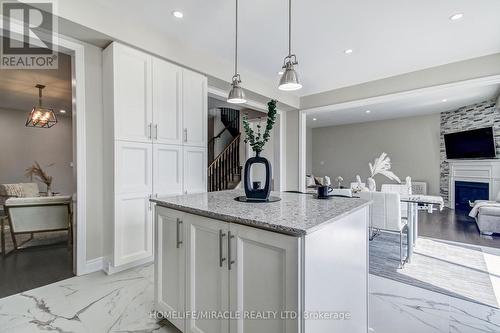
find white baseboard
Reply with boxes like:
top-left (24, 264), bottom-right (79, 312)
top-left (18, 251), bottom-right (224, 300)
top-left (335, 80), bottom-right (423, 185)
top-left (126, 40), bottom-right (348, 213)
top-left (103, 256), bottom-right (154, 275)
top-left (79, 256), bottom-right (104, 275)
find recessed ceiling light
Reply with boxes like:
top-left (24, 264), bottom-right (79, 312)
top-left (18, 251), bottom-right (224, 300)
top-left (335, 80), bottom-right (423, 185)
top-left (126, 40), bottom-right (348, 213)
top-left (449, 13), bottom-right (463, 21)
top-left (365, 110), bottom-right (371, 114)
top-left (442, 99), bottom-right (448, 102)
top-left (344, 49), bottom-right (353, 54)
top-left (312, 118), bottom-right (317, 121)
top-left (172, 10), bottom-right (184, 18)
top-left (59, 109), bottom-right (67, 114)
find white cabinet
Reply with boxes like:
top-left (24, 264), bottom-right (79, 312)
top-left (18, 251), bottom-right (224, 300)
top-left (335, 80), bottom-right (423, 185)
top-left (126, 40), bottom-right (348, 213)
top-left (112, 43), bottom-right (152, 143)
top-left (115, 141), bottom-right (153, 195)
top-left (183, 146), bottom-right (207, 194)
top-left (182, 70), bottom-right (207, 147)
top-left (104, 42), bottom-right (208, 273)
top-left (114, 194), bottom-right (153, 266)
top-left (154, 144), bottom-right (183, 196)
top-left (153, 58), bottom-right (182, 145)
top-left (185, 214), bottom-right (229, 333)
top-left (155, 207), bottom-right (185, 332)
top-left (155, 209), bottom-right (299, 333)
top-left (229, 224), bottom-right (299, 333)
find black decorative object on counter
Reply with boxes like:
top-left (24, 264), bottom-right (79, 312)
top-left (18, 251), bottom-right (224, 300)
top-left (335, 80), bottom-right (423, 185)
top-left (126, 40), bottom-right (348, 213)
top-left (244, 151), bottom-right (272, 201)
top-left (238, 100), bottom-right (278, 203)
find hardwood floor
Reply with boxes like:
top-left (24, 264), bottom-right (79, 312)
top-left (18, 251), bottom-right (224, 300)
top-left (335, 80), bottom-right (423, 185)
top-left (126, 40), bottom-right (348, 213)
top-left (419, 207), bottom-right (500, 248)
top-left (0, 243), bottom-right (74, 298)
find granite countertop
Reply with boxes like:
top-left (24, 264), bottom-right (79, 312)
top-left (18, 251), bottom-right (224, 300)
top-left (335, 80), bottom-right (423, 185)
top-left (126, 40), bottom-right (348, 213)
top-left (151, 190), bottom-right (371, 236)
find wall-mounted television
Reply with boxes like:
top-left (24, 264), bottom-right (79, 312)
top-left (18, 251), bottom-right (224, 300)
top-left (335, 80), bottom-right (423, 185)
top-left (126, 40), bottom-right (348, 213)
top-left (444, 127), bottom-right (496, 159)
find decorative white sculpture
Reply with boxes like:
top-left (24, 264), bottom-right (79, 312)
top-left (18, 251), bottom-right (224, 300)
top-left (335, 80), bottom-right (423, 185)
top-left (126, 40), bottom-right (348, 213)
top-left (324, 176), bottom-right (331, 186)
top-left (335, 176), bottom-right (343, 188)
top-left (367, 152), bottom-right (401, 191)
top-left (367, 177), bottom-right (376, 191)
top-left (405, 176), bottom-right (412, 195)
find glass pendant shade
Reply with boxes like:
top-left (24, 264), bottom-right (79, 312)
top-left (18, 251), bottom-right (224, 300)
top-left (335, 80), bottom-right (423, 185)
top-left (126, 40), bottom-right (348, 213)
top-left (227, 74), bottom-right (246, 104)
top-left (25, 84), bottom-right (57, 128)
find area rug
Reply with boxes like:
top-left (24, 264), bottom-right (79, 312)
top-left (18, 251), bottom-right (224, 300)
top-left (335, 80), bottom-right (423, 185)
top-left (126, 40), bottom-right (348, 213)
top-left (369, 231), bottom-right (499, 308)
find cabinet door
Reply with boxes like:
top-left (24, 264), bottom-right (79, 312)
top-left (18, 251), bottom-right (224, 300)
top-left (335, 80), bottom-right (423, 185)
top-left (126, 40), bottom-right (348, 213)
top-left (183, 146), bottom-right (207, 194)
top-left (182, 70), bottom-right (207, 147)
top-left (114, 194), bottom-right (153, 266)
top-left (153, 58), bottom-right (182, 145)
top-left (153, 144), bottom-right (183, 197)
top-left (229, 224), bottom-right (299, 333)
top-left (114, 43), bottom-right (152, 143)
top-left (115, 141), bottom-right (153, 195)
top-left (185, 215), bottom-right (229, 333)
top-left (155, 207), bottom-right (185, 332)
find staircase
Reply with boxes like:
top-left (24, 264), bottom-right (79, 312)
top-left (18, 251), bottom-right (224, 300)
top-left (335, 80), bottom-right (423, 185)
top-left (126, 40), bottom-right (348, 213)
top-left (208, 108), bottom-right (242, 192)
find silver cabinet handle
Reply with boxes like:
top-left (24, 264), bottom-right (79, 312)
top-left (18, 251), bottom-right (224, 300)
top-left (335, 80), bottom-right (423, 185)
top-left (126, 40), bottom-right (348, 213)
top-left (184, 128), bottom-right (188, 142)
top-left (219, 230), bottom-right (226, 267)
top-left (147, 123), bottom-right (152, 139)
top-left (154, 124), bottom-right (158, 140)
top-left (176, 218), bottom-right (183, 248)
top-left (148, 194), bottom-right (152, 210)
top-left (228, 231), bottom-right (235, 270)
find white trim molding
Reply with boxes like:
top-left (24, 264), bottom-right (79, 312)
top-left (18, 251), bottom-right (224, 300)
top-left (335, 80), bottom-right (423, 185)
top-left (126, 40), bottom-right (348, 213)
top-left (81, 257), bottom-right (104, 275)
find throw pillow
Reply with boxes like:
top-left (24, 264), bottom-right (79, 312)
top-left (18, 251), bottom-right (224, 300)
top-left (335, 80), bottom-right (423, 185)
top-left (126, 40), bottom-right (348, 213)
top-left (20, 183), bottom-right (40, 197)
top-left (2, 184), bottom-right (24, 198)
top-left (314, 176), bottom-right (324, 186)
top-left (306, 174), bottom-right (316, 187)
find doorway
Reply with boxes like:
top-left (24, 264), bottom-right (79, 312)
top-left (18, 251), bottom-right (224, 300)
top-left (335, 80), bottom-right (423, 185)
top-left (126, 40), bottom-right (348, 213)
top-left (0, 51), bottom-right (76, 297)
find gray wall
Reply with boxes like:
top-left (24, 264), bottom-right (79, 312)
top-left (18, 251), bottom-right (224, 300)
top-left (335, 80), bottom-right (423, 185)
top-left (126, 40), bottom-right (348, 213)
top-left (311, 114), bottom-right (441, 194)
top-left (440, 99), bottom-right (498, 205)
top-left (83, 42), bottom-right (104, 262)
top-left (0, 108), bottom-right (74, 195)
top-left (285, 110), bottom-right (299, 191)
top-left (306, 127), bottom-right (312, 174)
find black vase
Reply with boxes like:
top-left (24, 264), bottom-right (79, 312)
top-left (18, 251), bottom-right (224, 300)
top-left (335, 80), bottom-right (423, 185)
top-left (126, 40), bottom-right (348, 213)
top-left (244, 151), bottom-right (271, 201)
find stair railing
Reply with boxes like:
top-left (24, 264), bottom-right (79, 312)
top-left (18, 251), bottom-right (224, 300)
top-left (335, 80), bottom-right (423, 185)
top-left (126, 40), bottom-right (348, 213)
top-left (208, 133), bottom-right (241, 192)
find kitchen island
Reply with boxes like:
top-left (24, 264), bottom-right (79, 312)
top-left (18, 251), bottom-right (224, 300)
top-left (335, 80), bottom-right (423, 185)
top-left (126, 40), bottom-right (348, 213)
top-left (151, 190), bottom-right (370, 333)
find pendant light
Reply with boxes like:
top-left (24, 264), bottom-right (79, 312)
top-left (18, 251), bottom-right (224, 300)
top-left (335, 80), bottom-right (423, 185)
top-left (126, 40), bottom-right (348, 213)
top-left (279, 0), bottom-right (302, 91)
top-left (25, 84), bottom-right (57, 128)
top-left (227, 0), bottom-right (246, 104)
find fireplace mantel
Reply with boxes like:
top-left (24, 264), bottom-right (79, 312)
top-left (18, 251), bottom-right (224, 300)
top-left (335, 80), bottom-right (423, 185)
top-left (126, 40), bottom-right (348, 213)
top-left (447, 159), bottom-right (500, 209)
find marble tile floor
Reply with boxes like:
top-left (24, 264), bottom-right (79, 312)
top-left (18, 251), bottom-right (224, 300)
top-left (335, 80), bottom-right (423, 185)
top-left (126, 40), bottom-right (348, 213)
top-left (0, 263), bottom-right (181, 333)
top-left (370, 274), bottom-right (500, 333)
top-left (2, 249), bottom-right (500, 333)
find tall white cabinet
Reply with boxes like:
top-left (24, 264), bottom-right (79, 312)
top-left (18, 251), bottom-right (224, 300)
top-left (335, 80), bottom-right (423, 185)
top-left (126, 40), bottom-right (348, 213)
top-left (104, 42), bottom-right (207, 273)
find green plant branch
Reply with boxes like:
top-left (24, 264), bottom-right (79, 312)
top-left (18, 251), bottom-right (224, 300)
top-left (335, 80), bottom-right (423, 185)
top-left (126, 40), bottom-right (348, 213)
top-left (243, 100), bottom-right (277, 153)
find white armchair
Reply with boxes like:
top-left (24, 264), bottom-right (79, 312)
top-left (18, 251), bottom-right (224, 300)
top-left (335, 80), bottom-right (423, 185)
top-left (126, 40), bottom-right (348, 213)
top-left (359, 191), bottom-right (408, 265)
top-left (1, 183), bottom-right (72, 255)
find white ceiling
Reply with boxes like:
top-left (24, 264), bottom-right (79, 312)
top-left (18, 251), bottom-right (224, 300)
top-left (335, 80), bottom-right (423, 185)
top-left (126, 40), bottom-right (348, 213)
top-left (96, 0), bottom-right (500, 96)
top-left (307, 83), bottom-right (500, 128)
top-left (0, 52), bottom-right (72, 115)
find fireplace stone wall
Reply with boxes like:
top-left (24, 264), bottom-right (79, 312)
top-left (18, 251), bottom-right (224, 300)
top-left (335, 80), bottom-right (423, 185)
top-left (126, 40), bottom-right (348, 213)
top-left (440, 99), bottom-right (499, 206)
